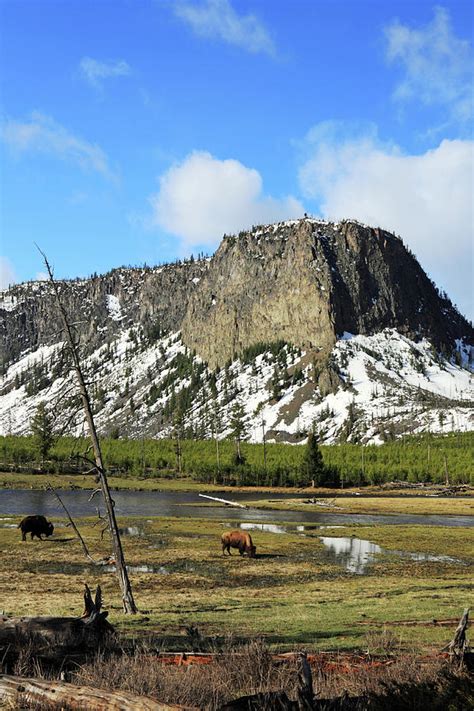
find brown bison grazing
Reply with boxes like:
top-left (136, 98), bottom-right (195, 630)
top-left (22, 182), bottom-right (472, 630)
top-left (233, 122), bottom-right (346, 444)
top-left (221, 530), bottom-right (256, 558)
top-left (18, 515), bottom-right (54, 541)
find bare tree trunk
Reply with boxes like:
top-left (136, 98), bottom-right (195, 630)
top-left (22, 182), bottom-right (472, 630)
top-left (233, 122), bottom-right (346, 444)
top-left (40, 250), bottom-right (137, 613)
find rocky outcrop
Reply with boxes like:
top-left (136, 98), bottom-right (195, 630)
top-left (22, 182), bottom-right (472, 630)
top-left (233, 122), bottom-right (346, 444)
top-left (181, 220), bottom-right (336, 368)
top-left (181, 219), bottom-right (472, 367)
top-left (1, 219), bottom-right (472, 372)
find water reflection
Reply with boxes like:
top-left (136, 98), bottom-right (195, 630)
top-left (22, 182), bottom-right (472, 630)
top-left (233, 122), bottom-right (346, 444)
top-left (319, 536), bottom-right (382, 574)
top-left (239, 523), bottom-right (287, 534)
top-left (103, 564), bottom-right (169, 574)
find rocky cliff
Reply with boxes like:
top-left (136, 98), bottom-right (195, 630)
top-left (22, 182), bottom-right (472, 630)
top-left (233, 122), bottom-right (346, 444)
top-left (1, 218), bottom-right (472, 443)
top-left (2, 218), bottom-right (471, 372)
top-left (182, 219), bottom-right (471, 367)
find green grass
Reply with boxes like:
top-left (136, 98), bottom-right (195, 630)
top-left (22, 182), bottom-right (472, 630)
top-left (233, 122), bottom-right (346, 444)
top-left (1, 513), bottom-right (472, 653)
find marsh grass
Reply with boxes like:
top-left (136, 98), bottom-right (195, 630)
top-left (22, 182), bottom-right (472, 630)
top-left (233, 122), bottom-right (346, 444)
top-left (0, 515), bottom-right (472, 652)
top-left (247, 495), bottom-right (474, 516)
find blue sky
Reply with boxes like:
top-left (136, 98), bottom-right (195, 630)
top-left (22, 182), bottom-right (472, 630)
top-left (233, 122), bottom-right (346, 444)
top-left (1, 0), bottom-right (473, 319)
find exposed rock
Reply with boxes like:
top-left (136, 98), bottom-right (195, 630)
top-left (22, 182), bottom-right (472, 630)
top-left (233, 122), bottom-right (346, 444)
top-left (0, 218), bottom-right (473, 443)
top-left (181, 219), bottom-right (472, 367)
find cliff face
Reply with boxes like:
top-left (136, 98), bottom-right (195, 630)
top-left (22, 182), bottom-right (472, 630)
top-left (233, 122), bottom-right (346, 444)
top-left (1, 218), bottom-right (473, 444)
top-left (181, 219), bottom-right (472, 367)
top-left (181, 220), bottom-right (335, 368)
top-left (1, 218), bottom-right (472, 372)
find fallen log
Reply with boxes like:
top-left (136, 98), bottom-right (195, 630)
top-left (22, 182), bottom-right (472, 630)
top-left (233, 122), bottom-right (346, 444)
top-left (0, 585), bottom-right (113, 666)
top-left (0, 674), bottom-right (197, 711)
top-left (199, 494), bottom-right (247, 508)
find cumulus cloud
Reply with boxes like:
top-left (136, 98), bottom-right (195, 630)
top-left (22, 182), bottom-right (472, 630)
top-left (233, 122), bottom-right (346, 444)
top-left (150, 151), bottom-right (303, 247)
top-left (174, 0), bottom-right (275, 56)
top-left (79, 57), bottom-right (132, 89)
top-left (298, 123), bottom-right (473, 320)
top-left (385, 6), bottom-right (473, 126)
top-left (0, 257), bottom-right (17, 290)
top-left (1, 112), bottom-right (116, 181)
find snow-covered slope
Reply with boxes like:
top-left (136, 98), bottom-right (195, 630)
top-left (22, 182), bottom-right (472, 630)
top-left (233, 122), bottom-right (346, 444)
top-left (1, 327), bottom-right (472, 444)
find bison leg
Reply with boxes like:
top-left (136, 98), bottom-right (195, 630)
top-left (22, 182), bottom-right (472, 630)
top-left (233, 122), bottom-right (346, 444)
top-left (21, 530), bottom-right (26, 541)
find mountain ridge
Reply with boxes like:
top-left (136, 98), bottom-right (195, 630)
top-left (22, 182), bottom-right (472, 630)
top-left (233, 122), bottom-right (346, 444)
top-left (1, 218), bottom-right (473, 444)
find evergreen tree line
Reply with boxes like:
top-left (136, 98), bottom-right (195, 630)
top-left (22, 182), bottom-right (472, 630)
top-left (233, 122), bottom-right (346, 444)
top-left (1, 430), bottom-right (472, 486)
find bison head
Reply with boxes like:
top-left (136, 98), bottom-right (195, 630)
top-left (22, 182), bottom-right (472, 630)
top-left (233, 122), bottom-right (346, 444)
top-left (247, 545), bottom-right (256, 558)
top-left (46, 522), bottom-right (54, 537)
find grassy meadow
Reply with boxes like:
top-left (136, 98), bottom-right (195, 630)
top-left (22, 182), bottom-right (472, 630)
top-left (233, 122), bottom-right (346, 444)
top-left (0, 511), bottom-right (472, 653)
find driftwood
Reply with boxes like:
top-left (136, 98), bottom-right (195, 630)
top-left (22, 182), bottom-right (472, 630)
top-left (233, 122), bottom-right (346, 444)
top-left (0, 675), bottom-right (197, 710)
top-left (198, 494), bottom-right (247, 508)
top-left (0, 585), bottom-right (112, 666)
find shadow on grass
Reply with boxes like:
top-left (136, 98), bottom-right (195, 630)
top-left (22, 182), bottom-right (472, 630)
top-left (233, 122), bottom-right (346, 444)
top-left (263, 628), bottom-right (366, 646)
top-left (255, 553), bottom-right (286, 559)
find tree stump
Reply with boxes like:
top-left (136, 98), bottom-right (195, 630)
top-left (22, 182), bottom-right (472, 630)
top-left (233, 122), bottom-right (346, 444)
top-left (0, 584), bottom-right (113, 667)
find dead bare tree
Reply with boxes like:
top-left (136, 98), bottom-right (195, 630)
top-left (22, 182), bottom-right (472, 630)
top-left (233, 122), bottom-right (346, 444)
top-left (38, 247), bottom-right (137, 613)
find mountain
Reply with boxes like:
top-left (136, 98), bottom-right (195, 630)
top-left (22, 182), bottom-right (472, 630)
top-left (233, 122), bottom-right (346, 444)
top-left (1, 218), bottom-right (473, 444)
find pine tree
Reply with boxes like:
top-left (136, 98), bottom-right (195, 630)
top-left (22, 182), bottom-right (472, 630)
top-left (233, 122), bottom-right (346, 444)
top-left (229, 401), bottom-right (247, 465)
top-left (31, 401), bottom-right (55, 465)
top-left (300, 425), bottom-right (325, 486)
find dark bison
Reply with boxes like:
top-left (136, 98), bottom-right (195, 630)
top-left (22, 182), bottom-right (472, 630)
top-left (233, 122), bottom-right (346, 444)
top-left (18, 515), bottom-right (54, 541)
top-left (221, 530), bottom-right (256, 558)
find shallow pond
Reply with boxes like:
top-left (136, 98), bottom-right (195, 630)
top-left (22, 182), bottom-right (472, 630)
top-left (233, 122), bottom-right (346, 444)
top-left (235, 524), bottom-right (466, 574)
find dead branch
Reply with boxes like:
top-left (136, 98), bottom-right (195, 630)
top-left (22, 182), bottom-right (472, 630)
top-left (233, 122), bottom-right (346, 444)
top-left (46, 483), bottom-right (97, 564)
top-left (0, 585), bottom-right (112, 665)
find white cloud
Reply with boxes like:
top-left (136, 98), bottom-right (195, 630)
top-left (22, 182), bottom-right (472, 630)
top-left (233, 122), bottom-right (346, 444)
top-left (298, 124), bottom-right (474, 320)
top-left (79, 57), bottom-right (132, 89)
top-left (0, 257), bottom-right (17, 290)
top-left (174, 0), bottom-right (275, 56)
top-left (150, 151), bottom-right (303, 247)
top-left (1, 112), bottom-right (116, 181)
top-left (385, 6), bottom-right (473, 125)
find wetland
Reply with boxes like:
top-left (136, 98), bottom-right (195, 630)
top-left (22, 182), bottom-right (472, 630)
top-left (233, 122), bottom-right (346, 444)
top-left (0, 482), bottom-right (472, 653)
